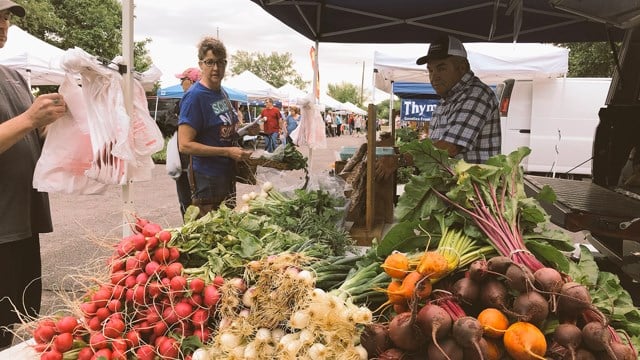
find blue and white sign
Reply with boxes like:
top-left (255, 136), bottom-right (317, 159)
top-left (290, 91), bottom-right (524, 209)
top-left (400, 98), bottom-right (439, 122)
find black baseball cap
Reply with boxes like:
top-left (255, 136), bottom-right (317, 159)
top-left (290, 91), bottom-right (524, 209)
top-left (416, 35), bottom-right (467, 65)
top-left (0, 0), bottom-right (25, 17)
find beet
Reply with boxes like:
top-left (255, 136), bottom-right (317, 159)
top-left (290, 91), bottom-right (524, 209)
top-left (553, 323), bottom-right (582, 358)
top-left (505, 263), bottom-right (536, 293)
top-left (534, 266), bottom-right (564, 293)
top-left (388, 312), bottom-right (426, 352)
top-left (427, 338), bottom-right (463, 360)
top-left (360, 323), bottom-right (392, 358)
top-left (557, 282), bottom-right (591, 317)
top-left (378, 347), bottom-right (406, 360)
top-left (416, 304), bottom-right (452, 356)
top-left (486, 256), bottom-right (512, 274)
top-left (468, 259), bottom-right (489, 282)
top-left (563, 348), bottom-right (597, 360)
top-left (511, 291), bottom-right (549, 326)
top-left (479, 278), bottom-right (509, 310)
top-left (452, 316), bottom-right (484, 358)
top-left (601, 341), bottom-right (638, 360)
top-left (581, 321), bottom-right (617, 359)
top-left (451, 277), bottom-right (480, 305)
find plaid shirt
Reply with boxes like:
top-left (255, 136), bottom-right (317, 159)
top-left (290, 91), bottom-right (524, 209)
top-left (429, 71), bottom-right (501, 163)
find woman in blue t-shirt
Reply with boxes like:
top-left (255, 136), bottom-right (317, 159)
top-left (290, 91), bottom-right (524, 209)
top-left (284, 106), bottom-right (300, 145)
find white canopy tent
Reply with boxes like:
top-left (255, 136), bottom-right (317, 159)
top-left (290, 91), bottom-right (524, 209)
top-left (223, 70), bottom-right (285, 101)
top-left (278, 83), bottom-right (309, 106)
top-left (342, 101), bottom-right (367, 116)
top-left (374, 42), bottom-right (569, 92)
top-left (0, 25), bottom-right (67, 87)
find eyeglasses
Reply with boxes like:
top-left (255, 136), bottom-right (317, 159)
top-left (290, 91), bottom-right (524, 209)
top-left (200, 59), bottom-right (227, 68)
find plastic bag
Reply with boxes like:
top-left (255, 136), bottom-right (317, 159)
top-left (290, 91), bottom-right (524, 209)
top-left (165, 132), bottom-right (181, 179)
top-left (32, 74), bottom-right (108, 194)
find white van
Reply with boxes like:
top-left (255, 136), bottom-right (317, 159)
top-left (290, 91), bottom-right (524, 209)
top-left (498, 78), bottom-right (611, 177)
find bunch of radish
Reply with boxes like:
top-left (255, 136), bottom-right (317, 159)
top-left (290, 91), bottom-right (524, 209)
top-left (31, 216), bottom-right (225, 360)
top-left (362, 253), bottom-right (638, 360)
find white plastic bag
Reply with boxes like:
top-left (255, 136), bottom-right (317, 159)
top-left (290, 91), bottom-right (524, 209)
top-left (32, 74), bottom-right (108, 194)
top-left (165, 132), bottom-right (181, 179)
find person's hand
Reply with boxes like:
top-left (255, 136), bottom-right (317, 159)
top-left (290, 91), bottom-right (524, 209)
top-left (227, 147), bottom-right (252, 161)
top-left (25, 93), bottom-right (67, 129)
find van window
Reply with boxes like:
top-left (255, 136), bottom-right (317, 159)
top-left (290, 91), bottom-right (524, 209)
top-left (147, 97), bottom-right (180, 137)
top-left (498, 79), bottom-right (515, 117)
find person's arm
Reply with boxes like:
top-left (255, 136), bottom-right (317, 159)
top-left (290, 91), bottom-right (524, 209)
top-left (433, 140), bottom-right (462, 157)
top-left (0, 93), bottom-right (66, 154)
top-left (178, 124), bottom-right (249, 161)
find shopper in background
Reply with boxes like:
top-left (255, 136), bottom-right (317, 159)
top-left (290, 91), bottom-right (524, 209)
top-left (416, 34), bottom-right (500, 163)
top-left (0, 0), bottom-right (67, 349)
top-left (259, 97), bottom-right (283, 152)
top-left (178, 36), bottom-right (252, 216)
top-left (284, 106), bottom-right (300, 145)
top-left (172, 67), bottom-right (201, 218)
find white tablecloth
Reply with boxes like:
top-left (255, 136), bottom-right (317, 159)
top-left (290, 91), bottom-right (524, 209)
top-left (0, 339), bottom-right (37, 359)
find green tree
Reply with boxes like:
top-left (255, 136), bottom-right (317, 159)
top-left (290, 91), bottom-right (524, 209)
top-left (557, 42), bottom-right (617, 77)
top-left (327, 82), bottom-right (360, 104)
top-left (13, 0), bottom-right (152, 72)
top-left (229, 50), bottom-right (308, 89)
top-left (375, 98), bottom-right (400, 122)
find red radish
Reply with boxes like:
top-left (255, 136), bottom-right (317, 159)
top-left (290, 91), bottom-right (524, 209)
top-left (126, 256), bottom-right (143, 273)
top-left (79, 302), bottom-right (97, 317)
top-left (175, 301), bottom-right (194, 319)
top-left (95, 307), bottom-right (111, 321)
top-left (89, 332), bottom-right (109, 350)
top-left (511, 291), bottom-right (549, 326)
top-left (87, 316), bottom-right (101, 331)
top-left (193, 327), bottom-right (212, 343)
top-left (146, 235), bottom-right (159, 251)
top-left (91, 287), bottom-right (112, 308)
top-left (213, 275), bottom-right (225, 288)
top-left (112, 284), bottom-right (125, 299)
top-left (104, 316), bottom-right (126, 338)
top-left (107, 299), bottom-right (122, 313)
top-left (533, 267), bottom-right (564, 293)
top-left (191, 308), bottom-right (210, 327)
top-left (165, 262), bottom-right (183, 279)
top-left (169, 246), bottom-right (180, 262)
top-left (124, 274), bottom-right (137, 288)
top-left (170, 275), bottom-right (188, 292)
top-left (427, 337), bottom-right (464, 360)
top-left (157, 336), bottom-right (180, 359)
top-left (77, 347), bottom-right (93, 360)
top-left (40, 350), bottom-right (63, 360)
top-left (162, 306), bottom-right (179, 324)
top-left (33, 323), bottom-right (57, 344)
top-left (52, 332), bottom-right (73, 353)
top-left (359, 323), bottom-right (392, 358)
top-left (55, 315), bottom-right (78, 334)
top-left (505, 263), bottom-right (535, 293)
top-left (142, 222), bottom-right (162, 237)
top-left (553, 323), bottom-right (582, 359)
top-left (153, 247), bottom-right (171, 264)
top-left (134, 216), bottom-right (150, 233)
top-left (111, 337), bottom-right (128, 353)
top-left (145, 261), bottom-right (161, 276)
top-left (148, 281), bottom-right (164, 299)
top-left (93, 348), bottom-right (113, 359)
top-left (132, 233), bottom-right (146, 251)
top-left (189, 278), bottom-right (205, 294)
top-left (135, 250), bottom-right (151, 265)
top-left (157, 230), bottom-right (172, 243)
top-left (136, 272), bottom-right (150, 286)
top-left (133, 284), bottom-right (147, 304)
top-left (387, 311), bottom-right (426, 352)
top-left (136, 344), bottom-right (156, 360)
top-left (203, 285), bottom-right (221, 308)
top-left (153, 321), bottom-right (169, 337)
top-left (452, 316), bottom-right (485, 358)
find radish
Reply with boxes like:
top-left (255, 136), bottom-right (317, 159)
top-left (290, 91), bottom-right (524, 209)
top-left (77, 347), bottom-right (94, 360)
top-left (40, 350), bottom-right (63, 360)
top-left (416, 303), bottom-right (452, 356)
top-left (89, 331), bottom-right (109, 350)
top-left (157, 230), bottom-right (172, 243)
top-left (203, 285), bottom-right (221, 308)
top-left (52, 332), bottom-right (73, 353)
top-left (553, 323), bottom-right (582, 360)
top-left (142, 222), bottom-right (162, 237)
top-left (511, 291), bottom-right (549, 326)
top-left (387, 311), bottom-right (426, 352)
top-left (451, 316), bottom-right (484, 358)
top-left (136, 344), bottom-right (156, 360)
top-left (55, 315), bottom-right (79, 334)
top-left (189, 277), bottom-right (205, 294)
top-left (33, 322), bottom-right (57, 344)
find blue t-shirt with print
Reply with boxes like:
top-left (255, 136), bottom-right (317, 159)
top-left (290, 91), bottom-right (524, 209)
top-left (178, 82), bottom-right (239, 176)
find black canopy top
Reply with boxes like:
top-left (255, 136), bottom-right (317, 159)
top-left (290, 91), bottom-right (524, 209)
top-left (250, 0), bottom-right (627, 44)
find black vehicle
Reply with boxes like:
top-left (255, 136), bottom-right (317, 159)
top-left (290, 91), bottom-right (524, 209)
top-left (147, 96), bottom-right (180, 138)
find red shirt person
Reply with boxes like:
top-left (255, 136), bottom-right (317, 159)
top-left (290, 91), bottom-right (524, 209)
top-left (259, 98), bottom-right (283, 152)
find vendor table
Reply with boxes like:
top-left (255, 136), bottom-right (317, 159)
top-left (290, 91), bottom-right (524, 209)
top-left (0, 339), bottom-right (37, 359)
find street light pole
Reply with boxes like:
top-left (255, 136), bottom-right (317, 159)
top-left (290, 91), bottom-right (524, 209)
top-left (360, 60), bottom-right (365, 105)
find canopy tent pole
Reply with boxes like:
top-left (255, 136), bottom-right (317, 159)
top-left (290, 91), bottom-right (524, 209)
top-left (121, 0), bottom-right (135, 237)
top-left (389, 81), bottom-right (395, 144)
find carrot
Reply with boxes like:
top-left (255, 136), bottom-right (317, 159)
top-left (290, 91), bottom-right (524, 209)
top-left (382, 252), bottom-right (410, 279)
top-left (386, 281), bottom-right (406, 305)
top-left (388, 271), bottom-right (425, 299)
top-left (477, 308), bottom-right (509, 338)
top-left (416, 251), bottom-right (449, 278)
top-left (503, 321), bottom-right (547, 360)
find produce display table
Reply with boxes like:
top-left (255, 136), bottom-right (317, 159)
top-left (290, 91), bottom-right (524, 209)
top-left (0, 339), bottom-right (37, 359)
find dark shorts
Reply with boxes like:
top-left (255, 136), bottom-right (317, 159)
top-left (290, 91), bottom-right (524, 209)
top-left (191, 170), bottom-right (237, 210)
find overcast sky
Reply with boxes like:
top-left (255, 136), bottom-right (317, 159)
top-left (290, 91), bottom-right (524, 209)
top-left (133, 0), bottom-right (428, 100)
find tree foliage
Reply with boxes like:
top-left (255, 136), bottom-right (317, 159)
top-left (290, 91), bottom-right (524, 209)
top-left (229, 50), bottom-right (308, 89)
top-left (12, 0), bottom-right (152, 72)
top-left (375, 98), bottom-right (401, 122)
top-left (557, 42), bottom-right (617, 77)
top-left (327, 82), bottom-right (360, 104)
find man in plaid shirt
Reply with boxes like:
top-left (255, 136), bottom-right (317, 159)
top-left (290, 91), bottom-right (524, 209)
top-left (416, 35), bottom-right (501, 163)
